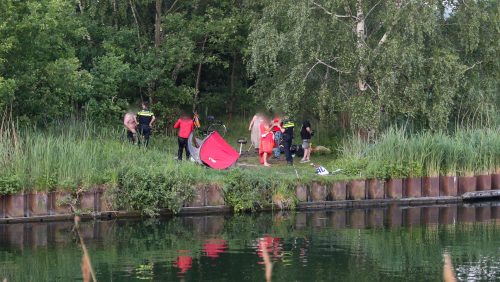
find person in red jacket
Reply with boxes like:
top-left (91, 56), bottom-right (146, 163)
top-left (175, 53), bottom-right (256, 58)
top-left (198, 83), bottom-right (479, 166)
top-left (174, 113), bottom-right (194, 160)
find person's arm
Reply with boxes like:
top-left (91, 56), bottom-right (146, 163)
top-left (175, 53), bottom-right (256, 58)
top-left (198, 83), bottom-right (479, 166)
top-left (174, 119), bottom-right (180, 129)
top-left (306, 127), bottom-right (311, 133)
top-left (249, 115), bottom-right (256, 131)
top-left (150, 115), bottom-right (156, 127)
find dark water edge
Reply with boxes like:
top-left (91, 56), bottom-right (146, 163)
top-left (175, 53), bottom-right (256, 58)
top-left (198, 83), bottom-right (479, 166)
top-left (0, 202), bottom-right (499, 281)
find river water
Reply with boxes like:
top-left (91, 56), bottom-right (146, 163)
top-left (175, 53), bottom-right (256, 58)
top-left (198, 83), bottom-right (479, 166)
top-left (0, 203), bottom-right (499, 281)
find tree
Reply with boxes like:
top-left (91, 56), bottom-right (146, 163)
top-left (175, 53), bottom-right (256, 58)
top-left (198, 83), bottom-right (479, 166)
top-left (247, 0), bottom-right (499, 131)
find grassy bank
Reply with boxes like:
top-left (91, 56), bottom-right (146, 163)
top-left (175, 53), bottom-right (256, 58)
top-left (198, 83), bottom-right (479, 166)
top-left (0, 118), bottom-right (338, 215)
top-left (1, 116), bottom-right (499, 214)
top-left (331, 127), bottom-right (500, 179)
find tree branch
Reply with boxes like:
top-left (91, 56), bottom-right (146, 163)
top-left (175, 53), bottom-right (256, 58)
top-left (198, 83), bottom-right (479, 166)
top-left (304, 61), bottom-right (320, 81)
top-left (311, 1), bottom-right (354, 18)
top-left (166, 0), bottom-right (179, 13)
top-left (463, 61), bottom-right (482, 73)
top-left (373, 2), bottom-right (410, 55)
top-left (315, 58), bottom-right (351, 74)
top-left (129, 0), bottom-right (143, 49)
top-left (365, 0), bottom-right (382, 20)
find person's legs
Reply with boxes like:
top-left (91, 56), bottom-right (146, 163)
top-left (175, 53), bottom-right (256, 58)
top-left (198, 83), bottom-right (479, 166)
top-left (143, 127), bottom-right (151, 147)
top-left (137, 126), bottom-right (143, 147)
top-left (127, 130), bottom-right (134, 143)
top-left (284, 137), bottom-right (293, 164)
top-left (273, 131), bottom-right (282, 158)
top-left (301, 140), bottom-right (311, 162)
top-left (177, 137), bottom-right (184, 160)
top-left (183, 138), bottom-right (190, 160)
top-left (263, 152), bottom-right (270, 166)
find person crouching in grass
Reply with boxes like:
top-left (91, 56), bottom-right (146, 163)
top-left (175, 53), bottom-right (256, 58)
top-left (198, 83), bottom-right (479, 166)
top-left (174, 112), bottom-right (194, 161)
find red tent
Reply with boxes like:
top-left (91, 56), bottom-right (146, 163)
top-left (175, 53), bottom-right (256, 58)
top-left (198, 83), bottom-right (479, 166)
top-left (188, 131), bottom-right (239, 169)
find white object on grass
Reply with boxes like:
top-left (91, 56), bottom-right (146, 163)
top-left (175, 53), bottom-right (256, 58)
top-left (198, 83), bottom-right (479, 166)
top-left (315, 166), bottom-right (329, 175)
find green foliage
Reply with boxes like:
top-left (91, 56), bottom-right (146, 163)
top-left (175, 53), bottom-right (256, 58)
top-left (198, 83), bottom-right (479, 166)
top-left (115, 166), bottom-right (195, 216)
top-left (248, 0), bottom-right (499, 130)
top-left (272, 181), bottom-right (298, 210)
top-left (222, 169), bottom-right (273, 213)
top-left (336, 126), bottom-right (500, 178)
top-left (331, 157), bottom-right (368, 179)
top-left (0, 174), bottom-right (21, 195)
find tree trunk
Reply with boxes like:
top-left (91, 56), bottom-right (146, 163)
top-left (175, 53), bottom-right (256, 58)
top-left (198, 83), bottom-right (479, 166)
top-left (129, 0), bottom-right (142, 49)
top-left (356, 0), bottom-right (367, 92)
top-left (155, 0), bottom-right (163, 48)
top-left (193, 36), bottom-right (208, 111)
top-left (111, 0), bottom-right (118, 28)
top-left (77, 0), bottom-right (84, 12)
top-left (226, 53), bottom-right (237, 120)
top-left (171, 61), bottom-right (183, 82)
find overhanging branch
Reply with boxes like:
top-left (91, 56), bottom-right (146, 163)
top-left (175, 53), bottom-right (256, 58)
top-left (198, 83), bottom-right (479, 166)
top-left (315, 58), bottom-right (351, 74)
top-left (311, 1), bottom-right (355, 19)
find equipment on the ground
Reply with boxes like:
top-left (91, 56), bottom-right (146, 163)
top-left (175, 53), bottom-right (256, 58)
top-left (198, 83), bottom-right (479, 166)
top-left (237, 138), bottom-right (247, 155)
top-left (188, 131), bottom-right (239, 169)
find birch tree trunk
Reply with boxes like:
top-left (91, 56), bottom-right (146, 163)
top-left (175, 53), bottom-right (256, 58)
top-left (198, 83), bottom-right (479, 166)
top-left (155, 0), bottom-right (163, 48)
top-left (356, 0), bottom-right (367, 92)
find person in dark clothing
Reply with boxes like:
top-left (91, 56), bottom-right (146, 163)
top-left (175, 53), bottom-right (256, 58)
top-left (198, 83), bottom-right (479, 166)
top-left (135, 102), bottom-right (156, 147)
top-left (282, 118), bottom-right (295, 165)
top-left (174, 113), bottom-right (194, 160)
top-left (300, 120), bottom-right (312, 163)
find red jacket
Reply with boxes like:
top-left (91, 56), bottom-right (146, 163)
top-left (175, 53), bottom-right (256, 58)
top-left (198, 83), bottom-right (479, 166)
top-left (174, 118), bottom-right (194, 138)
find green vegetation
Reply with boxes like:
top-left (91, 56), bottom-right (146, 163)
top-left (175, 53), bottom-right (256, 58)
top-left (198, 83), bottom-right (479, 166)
top-left (331, 127), bottom-right (500, 179)
top-left (0, 0), bottom-right (498, 131)
top-left (0, 0), bottom-right (499, 214)
top-left (0, 117), bottom-right (325, 213)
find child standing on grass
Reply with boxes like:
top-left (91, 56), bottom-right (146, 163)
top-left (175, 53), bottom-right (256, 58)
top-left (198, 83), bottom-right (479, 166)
top-left (174, 113), bottom-right (194, 161)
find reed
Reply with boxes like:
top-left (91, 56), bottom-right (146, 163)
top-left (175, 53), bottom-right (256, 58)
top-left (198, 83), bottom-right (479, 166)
top-left (334, 126), bottom-right (500, 179)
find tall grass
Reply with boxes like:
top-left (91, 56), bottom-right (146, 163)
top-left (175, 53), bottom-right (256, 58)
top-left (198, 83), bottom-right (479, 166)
top-left (0, 119), bottom-right (219, 193)
top-left (333, 126), bottom-right (500, 178)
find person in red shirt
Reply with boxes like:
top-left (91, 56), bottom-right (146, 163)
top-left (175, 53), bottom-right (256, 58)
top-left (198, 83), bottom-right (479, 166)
top-left (174, 113), bottom-right (194, 160)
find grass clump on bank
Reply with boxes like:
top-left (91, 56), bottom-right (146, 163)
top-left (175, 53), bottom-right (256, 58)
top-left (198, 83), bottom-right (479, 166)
top-left (330, 127), bottom-right (500, 180)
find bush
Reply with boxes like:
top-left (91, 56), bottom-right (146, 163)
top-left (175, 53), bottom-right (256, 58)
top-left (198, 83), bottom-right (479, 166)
top-left (330, 158), bottom-right (368, 178)
top-left (222, 169), bottom-right (273, 213)
top-left (114, 166), bottom-right (195, 216)
top-left (272, 181), bottom-right (298, 210)
top-left (0, 174), bottom-right (22, 195)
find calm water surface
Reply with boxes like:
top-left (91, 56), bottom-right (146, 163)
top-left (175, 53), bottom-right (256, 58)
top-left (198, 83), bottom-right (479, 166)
top-left (1, 203), bottom-right (499, 281)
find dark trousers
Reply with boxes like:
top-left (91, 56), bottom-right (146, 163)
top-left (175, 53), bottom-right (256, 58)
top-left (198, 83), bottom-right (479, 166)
top-left (178, 137), bottom-right (190, 160)
top-left (127, 130), bottom-right (135, 144)
top-left (284, 137), bottom-right (293, 164)
top-left (138, 125), bottom-right (151, 147)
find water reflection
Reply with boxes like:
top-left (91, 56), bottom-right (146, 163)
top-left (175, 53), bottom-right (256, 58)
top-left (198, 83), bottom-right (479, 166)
top-left (0, 202), bottom-right (498, 281)
top-left (257, 236), bottom-right (282, 262)
top-left (174, 250), bottom-right (193, 276)
top-left (203, 239), bottom-right (227, 259)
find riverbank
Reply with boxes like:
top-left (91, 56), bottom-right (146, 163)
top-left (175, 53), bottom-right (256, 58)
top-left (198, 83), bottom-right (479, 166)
top-left (1, 120), bottom-right (500, 218)
top-left (1, 176), bottom-right (499, 223)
